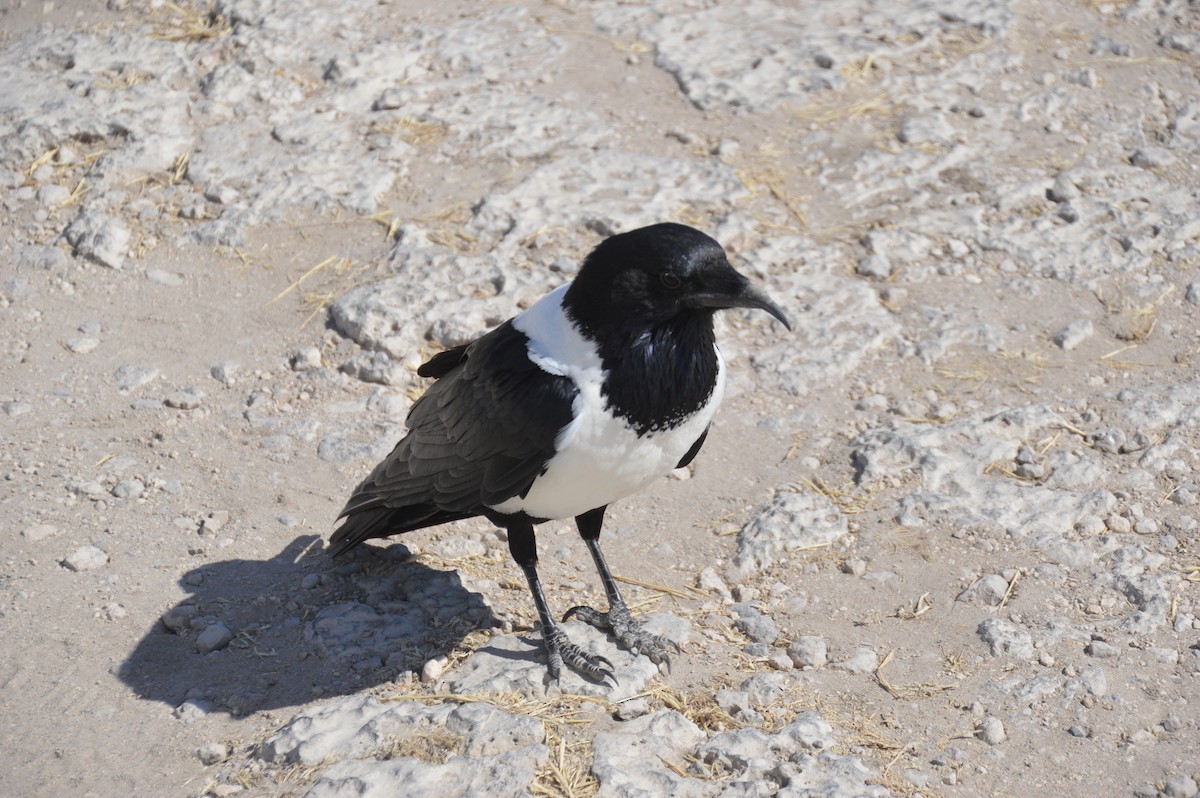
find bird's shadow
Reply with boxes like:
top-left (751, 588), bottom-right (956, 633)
top-left (117, 535), bottom-right (500, 716)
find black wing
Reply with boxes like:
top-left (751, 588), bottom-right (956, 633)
top-left (329, 321), bottom-right (577, 555)
top-left (676, 426), bottom-right (709, 469)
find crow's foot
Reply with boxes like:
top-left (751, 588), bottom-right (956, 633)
top-left (564, 600), bottom-right (680, 671)
top-left (542, 623), bottom-right (615, 684)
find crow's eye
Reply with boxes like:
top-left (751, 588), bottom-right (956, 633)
top-left (660, 271), bottom-right (682, 289)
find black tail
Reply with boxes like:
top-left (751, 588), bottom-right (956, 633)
top-left (327, 504), bottom-right (478, 557)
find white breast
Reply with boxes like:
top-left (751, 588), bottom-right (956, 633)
top-left (488, 284), bottom-right (726, 521)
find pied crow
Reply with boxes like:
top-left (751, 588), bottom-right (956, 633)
top-left (329, 222), bottom-right (790, 682)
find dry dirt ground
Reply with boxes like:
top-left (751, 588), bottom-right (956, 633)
top-left (1, 1), bottom-right (1199, 797)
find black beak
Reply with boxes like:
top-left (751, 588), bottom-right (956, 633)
top-left (691, 276), bottom-right (792, 331)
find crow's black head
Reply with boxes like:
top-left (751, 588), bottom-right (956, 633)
top-left (563, 223), bottom-right (790, 338)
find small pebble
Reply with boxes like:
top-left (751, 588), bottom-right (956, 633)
top-left (1105, 515), bottom-right (1131, 533)
top-left (1052, 319), bottom-right (1093, 351)
top-left (165, 388), bottom-right (204, 410)
top-left (831, 646), bottom-right (878, 674)
top-left (788, 636), bottom-right (827, 669)
top-left (1163, 775), bottom-right (1200, 798)
top-left (112, 479), bottom-right (145, 499)
top-left (211, 360), bottom-right (240, 385)
top-left (162, 605), bottom-right (198, 633)
top-left (22, 523), bottom-right (59, 541)
top-left (1085, 640), bottom-right (1120, 659)
top-left (173, 699), bottom-right (213, 722)
top-left (840, 558), bottom-right (867, 576)
top-left (146, 268), bottom-right (184, 287)
top-left (114, 363), bottom-right (160, 392)
top-left (196, 742), bottom-right (229, 765)
top-left (421, 656), bottom-right (447, 683)
top-left (614, 698), bottom-right (650, 721)
top-left (290, 347), bottom-right (322, 371)
top-left (63, 545), bottom-right (109, 572)
top-left (977, 716), bottom-right (1006, 745)
top-left (196, 623), bottom-right (234, 653)
top-left (66, 336), bottom-right (99, 354)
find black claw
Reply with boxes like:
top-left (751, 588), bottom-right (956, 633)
top-left (564, 601), bottom-right (681, 671)
top-left (542, 623), bottom-right (616, 684)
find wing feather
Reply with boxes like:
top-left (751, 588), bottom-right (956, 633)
top-left (330, 320), bottom-right (577, 553)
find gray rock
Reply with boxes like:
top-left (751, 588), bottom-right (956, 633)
top-left (957, 573), bottom-right (1010, 605)
top-left (591, 711), bottom-right (711, 798)
top-left (63, 210), bottom-right (130, 269)
top-left (736, 490), bottom-right (847, 575)
top-left (165, 388), bottom-right (204, 410)
top-left (1085, 639), bottom-right (1120, 659)
top-left (291, 346), bottom-right (322, 371)
top-left (112, 479), bottom-right (145, 499)
top-left (1130, 147), bottom-right (1176, 170)
top-left (304, 745), bottom-right (547, 798)
top-left (731, 603), bottom-right (779, 645)
top-left (830, 646), bottom-right (878, 674)
top-left (62, 545), bottom-right (108, 572)
top-left (1064, 664), bottom-right (1107, 697)
top-left (162, 604), bottom-right (198, 633)
top-left (17, 244), bottom-right (70, 271)
top-left (196, 623), bottom-right (234, 653)
top-left (2, 401), bottom-right (32, 417)
top-left (716, 689), bottom-right (763, 724)
top-left (787, 636), bottom-right (827, 670)
top-left (697, 566), bottom-right (731, 600)
top-left (697, 727), bottom-right (773, 773)
top-left (977, 618), bottom-right (1035, 660)
top-left (1164, 775), bottom-right (1200, 798)
top-left (1052, 319), bottom-right (1093, 351)
top-left (977, 716), bottom-right (1006, 745)
top-left (146, 268), bottom-right (184, 287)
top-left (445, 621), bottom-right (663, 701)
top-left (66, 336), bottom-right (99, 354)
top-left (173, 699), bottom-right (213, 722)
top-left (260, 694), bottom-right (545, 789)
top-left (1047, 173), bottom-right (1081, 202)
top-left (211, 360), bottom-right (240, 385)
top-left (316, 426), bottom-right (402, 464)
top-left (114, 363), bottom-right (160, 392)
top-left (340, 350), bottom-right (406, 385)
top-left (739, 673), bottom-right (786, 708)
top-left (778, 712), bottom-right (835, 752)
top-left (856, 254), bottom-right (892, 279)
top-left (21, 524), bottom-right (59, 541)
top-left (196, 742), bottom-right (229, 765)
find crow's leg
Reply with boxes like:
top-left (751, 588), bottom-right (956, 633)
top-left (506, 519), bottom-right (613, 683)
top-left (563, 507), bottom-right (681, 670)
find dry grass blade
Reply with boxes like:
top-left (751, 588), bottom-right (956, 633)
top-left (800, 476), bottom-right (873, 515)
top-left (27, 147), bottom-right (59, 176)
top-left (380, 689), bottom-right (615, 725)
top-left (532, 725), bottom-right (598, 798)
top-left (378, 729), bottom-right (464, 763)
top-left (269, 256), bottom-right (346, 305)
top-left (613, 574), bottom-right (694, 600)
top-left (874, 650), bottom-right (956, 700)
top-left (996, 571), bottom-right (1019, 610)
top-left (1096, 284), bottom-right (1174, 343)
top-left (639, 683), bottom-right (742, 732)
top-left (153, 1), bottom-right (231, 42)
top-left (894, 592), bottom-right (932, 620)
